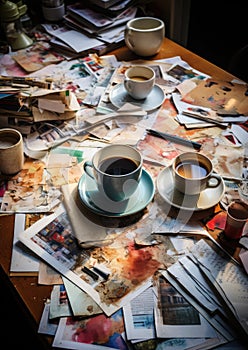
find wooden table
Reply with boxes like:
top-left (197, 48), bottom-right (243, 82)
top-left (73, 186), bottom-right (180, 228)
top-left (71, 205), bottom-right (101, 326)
top-left (0, 37), bottom-right (241, 348)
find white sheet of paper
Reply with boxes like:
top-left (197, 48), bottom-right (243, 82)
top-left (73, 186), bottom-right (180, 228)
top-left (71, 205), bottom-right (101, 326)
top-left (123, 285), bottom-right (155, 340)
top-left (62, 276), bottom-right (102, 317)
top-left (167, 261), bottom-right (218, 314)
top-left (61, 182), bottom-right (107, 243)
top-left (10, 214), bottom-right (40, 274)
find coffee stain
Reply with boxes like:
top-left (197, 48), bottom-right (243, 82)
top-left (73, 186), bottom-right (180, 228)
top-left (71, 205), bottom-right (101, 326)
top-left (119, 242), bottom-right (161, 284)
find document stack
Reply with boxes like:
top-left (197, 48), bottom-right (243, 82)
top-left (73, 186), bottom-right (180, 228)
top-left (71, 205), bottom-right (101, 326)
top-left (49, 0), bottom-right (138, 57)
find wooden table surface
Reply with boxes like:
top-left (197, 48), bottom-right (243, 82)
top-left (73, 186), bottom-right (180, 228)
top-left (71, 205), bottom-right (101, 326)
top-left (0, 37), bottom-right (241, 347)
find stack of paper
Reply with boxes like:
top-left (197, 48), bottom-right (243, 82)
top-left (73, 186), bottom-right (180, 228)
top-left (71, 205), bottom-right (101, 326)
top-left (162, 239), bottom-right (248, 342)
top-left (42, 2), bottom-right (137, 57)
top-left (172, 76), bottom-right (248, 129)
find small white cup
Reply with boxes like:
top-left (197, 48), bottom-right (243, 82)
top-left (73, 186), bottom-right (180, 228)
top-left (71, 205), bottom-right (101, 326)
top-left (124, 65), bottom-right (155, 100)
top-left (125, 17), bottom-right (165, 57)
top-left (172, 152), bottom-right (221, 195)
top-left (0, 128), bottom-right (24, 175)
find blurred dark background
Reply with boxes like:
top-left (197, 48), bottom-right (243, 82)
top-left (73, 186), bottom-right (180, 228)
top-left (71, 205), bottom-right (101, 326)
top-left (147, 0), bottom-right (247, 82)
top-left (186, 0), bottom-right (247, 82)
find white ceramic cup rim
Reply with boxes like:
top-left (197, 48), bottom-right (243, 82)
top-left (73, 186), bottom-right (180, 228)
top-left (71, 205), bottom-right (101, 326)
top-left (173, 152), bottom-right (213, 181)
top-left (127, 17), bottom-right (164, 32)
top-left (0, 128), bottom-right (22, 149)
top-left (92, 144), bottom-right (142, 178)
top-left (125, 65), bottom-right (155, 83)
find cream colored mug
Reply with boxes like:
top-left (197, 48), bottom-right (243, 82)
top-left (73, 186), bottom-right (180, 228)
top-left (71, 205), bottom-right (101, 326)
top-left (124, 65), bottom-right (155, 99)
top-left (172, 152), bottom-right (221, 195)
top-left (125, 17), bottom-right (165, 57)
top-left (0, 128), bottom-right (24, 175)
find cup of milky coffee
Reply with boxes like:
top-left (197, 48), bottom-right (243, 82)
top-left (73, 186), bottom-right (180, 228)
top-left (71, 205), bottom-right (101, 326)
top-left (172, 152), bottom-right (221, 195)
top-left (83, 144), bottom-right (143, 202)
top-left (124, 65), bottom-right (155, 100)
top-left (125, 17), bottom-right (165, 57)
top-left (0, 128), bottom-right (24, 175)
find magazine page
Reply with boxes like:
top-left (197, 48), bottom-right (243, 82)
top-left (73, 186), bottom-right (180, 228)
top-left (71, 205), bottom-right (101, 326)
top-left (10, 213), bottom-right (40, 275)
top-left (122, 285), bottom-right (155, 341)
top-left (154, 275), bottom-right (219, 339)
top-left (190, 239), bottom-right (248, 336)
top-left (52, 309), bottom-right (128, 349)
top-left (19, 204), bottom-right (157, 316)
top-left (161, 270), bottom-right (235, 342)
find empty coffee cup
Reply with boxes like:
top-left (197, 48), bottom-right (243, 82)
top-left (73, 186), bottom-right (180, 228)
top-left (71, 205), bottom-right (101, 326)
top-left (83, 144), bottom-right (143, 202)
top-left (172, 152), bottom-right (221, 195)
top-left (124, 65), bottom-right (155, 100)
top-left (125, 17), bottom-right (165, 57)
top-left (0, 128), bottom-right (24, 175)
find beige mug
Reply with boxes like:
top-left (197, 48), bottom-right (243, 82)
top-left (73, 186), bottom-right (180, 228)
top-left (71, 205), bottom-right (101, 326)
top-left (124, 65), bottom-right (155, 99)
top-left (125, 17), bottom-right (165, 57)
top-left (0, 128), bottom-right (24, 175)
top-left (172, 152), bottom-right (221, 195)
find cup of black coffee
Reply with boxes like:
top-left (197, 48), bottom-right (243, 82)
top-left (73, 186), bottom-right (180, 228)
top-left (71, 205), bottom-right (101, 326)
top-left (172, 152), bottom-right (221, 195)
top-left (83, 144), bottom-right (143, 202)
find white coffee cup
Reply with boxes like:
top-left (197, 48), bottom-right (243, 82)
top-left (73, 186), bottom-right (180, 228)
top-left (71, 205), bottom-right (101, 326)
top-left (125, 17), bottom-right (165, 57)
top-left (124, 65), bottom-right (155, 100)
top-left (84, 144), bottom-right (143, 202)
top-left (0, 128), bottom-right (24, 175)
top-left (172, 152), bottom-right (221, 195)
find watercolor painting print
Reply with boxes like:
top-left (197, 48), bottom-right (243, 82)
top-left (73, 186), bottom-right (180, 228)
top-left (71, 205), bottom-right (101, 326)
top-left (52, 309), bottom-right (128, 349)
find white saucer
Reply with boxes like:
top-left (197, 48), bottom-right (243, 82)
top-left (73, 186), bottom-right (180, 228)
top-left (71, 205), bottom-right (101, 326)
top-left (78, 169), bottom-right (155, 217)
top-left (109, 83), bottom-right (165, 112)
top-left (157, 165), bottom-right (225, 211)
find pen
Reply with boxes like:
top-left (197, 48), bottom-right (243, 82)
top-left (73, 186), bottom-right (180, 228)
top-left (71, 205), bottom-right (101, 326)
top-left (146, 129), bottom-right (202, 150)
top-left (182, 111), bottom-right (228, 129)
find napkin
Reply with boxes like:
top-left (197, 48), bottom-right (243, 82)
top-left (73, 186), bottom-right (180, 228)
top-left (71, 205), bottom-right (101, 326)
top-left (61, 182), bottom-right (107, 244)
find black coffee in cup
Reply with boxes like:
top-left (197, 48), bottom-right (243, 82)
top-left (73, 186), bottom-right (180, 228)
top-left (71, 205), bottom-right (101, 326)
top-left (99, 157), bottom-right (138, 175)
top-left (83, 144), bottom-right (143, 202)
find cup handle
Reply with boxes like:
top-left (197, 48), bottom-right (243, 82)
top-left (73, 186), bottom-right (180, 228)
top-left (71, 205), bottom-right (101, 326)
top-left (207, 174), bottom-right (221, 188)
top-left (83, 161), bottom-right (94, 180)
top-left (124, 29), bottom-right (135, 50)
top-left (124, 79), bottom-right (132, 93)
